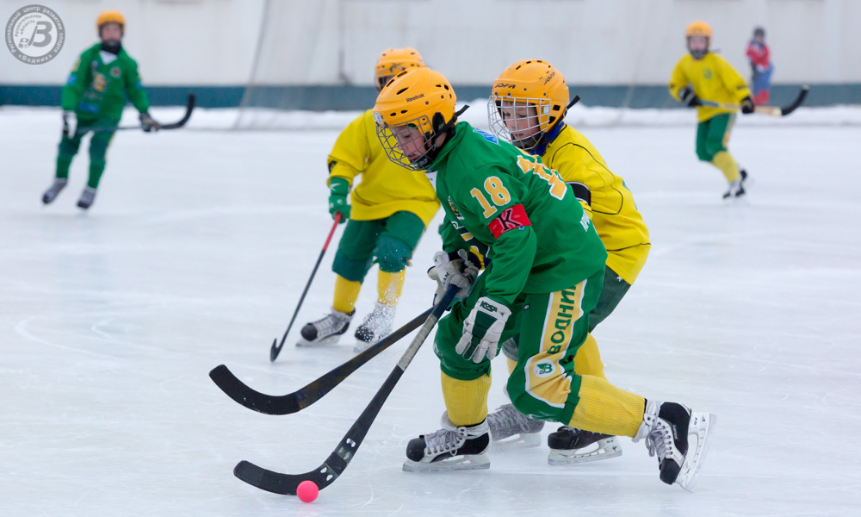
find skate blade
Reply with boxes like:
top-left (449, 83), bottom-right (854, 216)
top-left (676, 412), bottom-right (716, 492)
top-left (295, 335), bottom-right (342, 348)
top-left (402, 454), bottom-right (490, 472)
top-left (353, 339), bottom-right (372, 354)
top-left (491, 432), bottom-right (542, 451)
top-left (547, 437), bottom-right (623, 466)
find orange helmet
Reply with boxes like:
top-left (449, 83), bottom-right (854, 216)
top-left (374, 48), bottom-right (426, 91)
top-left (685, 21), bottom-right (713, 39)
top-left (373, 67), bottom-right (458, 170)
top-left (97, 10), bottom-right (125, 33)
top-left (488, 59), bottom-right (569, 150)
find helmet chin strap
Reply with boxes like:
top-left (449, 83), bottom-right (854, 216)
top-left (411, 104), bottom-right (470, 170)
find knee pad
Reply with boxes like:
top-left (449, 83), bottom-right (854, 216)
top-left (375, 235), bottom-right (412, 273)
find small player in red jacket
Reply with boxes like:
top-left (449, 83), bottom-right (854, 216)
top-left (746, 26), bottom-right (774, 105)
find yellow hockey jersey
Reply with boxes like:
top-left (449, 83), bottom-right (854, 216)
top-left (540, 125), bottom-right (650, 284)
top-left (326, 109), bottom-right (439, 225)
top-left (668, 53), bottom-right (752, 122)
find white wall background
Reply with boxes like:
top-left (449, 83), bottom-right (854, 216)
top-left (2, 0), bottom-right (859, 86)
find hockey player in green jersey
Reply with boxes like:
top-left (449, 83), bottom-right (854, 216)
top-left (42, 10), bottom-right (159, 210)
top-left (372, 67), bottom-right (715, 490)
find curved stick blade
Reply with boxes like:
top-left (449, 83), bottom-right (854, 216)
top-left (270, 338), bottom-right (282, 362)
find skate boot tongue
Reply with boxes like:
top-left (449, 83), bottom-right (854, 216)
top-left (423, 426), bottom-right (467, 457)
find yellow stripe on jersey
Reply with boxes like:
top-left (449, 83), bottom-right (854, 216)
top-left (541, 125), bottom-right (650, 284)
top-left (327, 109), bottom-right (439, 225)
top-left (668, 53), bottom-right (752, 122)
top-left (522, 284), bottom-right (585, 408)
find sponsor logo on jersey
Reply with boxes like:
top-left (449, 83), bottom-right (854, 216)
top-left (110, 66), bottom-right (121, 78)
top-left (472, 128), bottom-right (498, 145)
top-left (549, 288), bottom-right (579, 346)
top-left (92, 72), bottom-right (107, 92)
top-left (448, 197), bottom-right (465, 220)
top-left (406, 93), bottom-right (425, 102)
top-left (703, 68), bottom-right (713, 79)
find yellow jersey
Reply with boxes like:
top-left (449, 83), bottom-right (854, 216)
top-left (669, 53), bottom-right (752, 122)
top-left (326, 109), bottom-right (439, 225)
top-left (539, 125), bottom-right (650, 284)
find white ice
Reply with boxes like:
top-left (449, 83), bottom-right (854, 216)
top-left (1, 106), bottom-right (860, 517)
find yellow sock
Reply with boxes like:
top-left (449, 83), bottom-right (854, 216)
top-left (568, 375), bottom-right (645, 437)
top-left (711, 151), bottom-right (740, 182)
top-left (441, 371), bottom-right (491, 426)
top-left (377, 270), bottom-right (405, 308)
top-left (573, 334), bottom-right (606, 380)
top-left (332, 275), bottom-right (361, 314)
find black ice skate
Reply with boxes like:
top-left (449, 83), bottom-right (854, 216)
top-left (634, 400), bottom-right (716, 491)
top-left (296, 308), bottom-right (353, 347)
top-left (77, 187), bottom-right (97, 209)
top-left (486, 403), bottom-right (544, 449)
top-left (353, 302), bottom-right (395, 353)
top-left (403, 413), bottom-right (490, 472)
top-left (547, 426), bottom-right (622, 465)
top-left (42, 179), bottom-right (68, 205)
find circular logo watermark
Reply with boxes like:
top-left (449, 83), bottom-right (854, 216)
top-left (6, 4), bottom-right (65, 64)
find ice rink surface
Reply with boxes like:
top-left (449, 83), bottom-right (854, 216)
top-left (2, 107), bottom-right (860, 516)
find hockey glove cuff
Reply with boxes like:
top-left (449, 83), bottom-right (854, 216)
top-left (328, 177), bottom-right (351, 222)
top-left (679, 87), bottom-right (700, 107)
top-left (139, 112), bottom-right (161, 132)
top-left (456, 296), bottom-right (511, 364)
top-left (740, 96), bottom-right (756, 115)
top-left (428, 249), bottom-right (478, 305)
top-left (62, 111), bottom-right (77, 138)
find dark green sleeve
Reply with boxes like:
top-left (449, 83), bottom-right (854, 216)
top-left (60, 49), bottom-right (91, 111)
top-left (455, 167), bottom-right (536, 307)
top-left (123, 59), bottom-right (150, 113)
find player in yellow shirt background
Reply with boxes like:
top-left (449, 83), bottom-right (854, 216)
top-left (669, 21), bottom-right (755, 199)
top-left (484, 59), bottom-right (651, 464)
top-left (299, 48), bottom-right (439, 353)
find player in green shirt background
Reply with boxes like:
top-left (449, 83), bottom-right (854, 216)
top-left (372, 67), bottom-right (715, 491)
top-left (42, 10), bottom-right (160, 210)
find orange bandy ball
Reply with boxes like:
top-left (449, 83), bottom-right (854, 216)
top-left (296, 480), bottom-right (319, 503)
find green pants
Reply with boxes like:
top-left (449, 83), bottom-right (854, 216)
top-left (502, 265), bottom-right (631, 361)
top-left (695, 113), bottom-right (735, 162)
top-left (332, 211), bottom-right (426, 281)
top-left (56, 117), bottom-right (117, 189)
top-left (435, 267), bottom-right (604, 424)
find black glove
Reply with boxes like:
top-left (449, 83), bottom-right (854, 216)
top-left (679, 87), bottom-right (700, 107)
top-left (740, 96), bottom-right (755, 115)
top-left (139, 112), bottom-right (161, 132)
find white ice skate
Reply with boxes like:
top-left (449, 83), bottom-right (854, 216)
top-left (634, 399), bottom-right (716, 491)
top-left (486, 403), bottom-right (544, 449)
top-left (296, 308), bottom-right (353, 347)
top-left (353, 302), bottom-right (395, 353)
top-left (403, 412), bottom-right (490, 472)
top-left (547, 426), bottom-right (623, 465)
top-left (77, 187), bottom-right (97, 209)
top-left (42, 178), bottom-right (68, 205)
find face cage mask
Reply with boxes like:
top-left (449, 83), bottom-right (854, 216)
top-left (687, 37), bottom-right (709, 59)
top-left (487, 96), bottom-right (552, 151)
top-left (376, 114), bottom-right (443, 172)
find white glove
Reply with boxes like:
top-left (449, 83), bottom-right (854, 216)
top-left (62, 111), bottom-right (77, 138)
top-left (456, 296), bottom-right (511, 363)
top-left (428, 250), bottom-right (478, 305)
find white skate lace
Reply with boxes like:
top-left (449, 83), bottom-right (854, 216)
top-left (645, 421), bottom-right (674, 460)
top-left (423, 427), bottom-right (467, 456)
top-left (311, 312), bottom-right (348, 333)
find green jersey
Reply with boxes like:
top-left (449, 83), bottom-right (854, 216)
top-left (61, 43), bottom-right (150, 119)
top-left (429, 122), bottom-right (607, 307)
